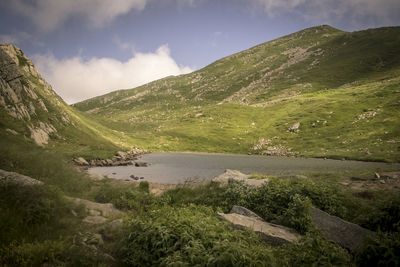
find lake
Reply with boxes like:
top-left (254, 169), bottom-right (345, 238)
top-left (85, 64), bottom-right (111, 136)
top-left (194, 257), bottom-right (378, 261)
top-left (89, 152), bottom-right (400, 184)
top-left (88, 152), bottom-right (400, 184)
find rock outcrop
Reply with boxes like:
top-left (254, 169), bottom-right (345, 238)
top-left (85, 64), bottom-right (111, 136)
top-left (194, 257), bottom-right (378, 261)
top-left (218, 206), bottom-right (300, 246)
top-left (0, 44), bottom-right (71, 145)
top-left (74, 147), bottom-right (148, 167)
top-left (0, 168), bottom-right (43, 186)
top-left (212, 169), bottom-right (268, 187)
top-left (310, 207), bottom-right (373, 252)
top-left (67, 197), bottom-right (123, 225)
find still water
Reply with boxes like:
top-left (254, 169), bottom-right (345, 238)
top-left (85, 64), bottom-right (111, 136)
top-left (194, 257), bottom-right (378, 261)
top-left (88, 152), bottom-right (399, 184)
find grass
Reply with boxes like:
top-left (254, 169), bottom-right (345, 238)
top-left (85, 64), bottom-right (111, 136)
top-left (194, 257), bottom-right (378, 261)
top-left (1, 26), bottom-right (400, 265)
top-left (248, 174), bottom-right (277, 180)
top-left (73, 26), bottom-right (400, 162)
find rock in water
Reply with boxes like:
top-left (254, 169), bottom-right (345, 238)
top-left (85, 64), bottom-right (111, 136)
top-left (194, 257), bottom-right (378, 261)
top-left (135, 161), bottom-right (148, 167)
top-left (310, 207), bottom-right (373, 252)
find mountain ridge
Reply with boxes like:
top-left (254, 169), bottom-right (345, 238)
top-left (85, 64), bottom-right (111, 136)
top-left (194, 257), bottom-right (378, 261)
top-left (0, 44), bottom-right (133, 159)
top-left (72, 25), bottom-right (400, 162)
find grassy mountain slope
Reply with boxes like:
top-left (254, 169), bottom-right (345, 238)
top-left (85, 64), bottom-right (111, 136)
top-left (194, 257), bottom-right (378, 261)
top-left (74, 25), bottom-right (400, 162)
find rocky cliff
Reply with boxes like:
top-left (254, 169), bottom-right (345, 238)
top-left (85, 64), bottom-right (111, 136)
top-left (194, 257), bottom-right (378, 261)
top-left (0, 44), bottom-right (131, 155)
top-left (0, 44), bottom-right (71, 146)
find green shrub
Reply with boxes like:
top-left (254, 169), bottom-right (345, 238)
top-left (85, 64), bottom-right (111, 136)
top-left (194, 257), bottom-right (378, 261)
top-left (158, 183), bottom-right (226, 209)
top-left (17, 55), bottom-right (28, 67)
top-left (361, 195), bottom-right (400, 232)
top-left (119, 205), bottom-right (277, 266)
top-left (0, 240), bottom-right (65, 267)
top-left (277, 231), bottom-right (352, 266)
top-left (139, 181), bottom-right (149, 193)
top-left (94, 183), bottom-right (154, 213)
top-left (0, 184), bottom-right (69, 243)
top-left (221, 178), bottom-right (348, 233)
top-left (356, 231), bottom-right (400, 267)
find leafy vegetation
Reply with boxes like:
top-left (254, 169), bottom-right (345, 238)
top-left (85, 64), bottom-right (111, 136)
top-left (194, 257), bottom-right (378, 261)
top-left (119, 205), bottom-right (277, 266)
top-left (1, 25), bottom-right (400, 265)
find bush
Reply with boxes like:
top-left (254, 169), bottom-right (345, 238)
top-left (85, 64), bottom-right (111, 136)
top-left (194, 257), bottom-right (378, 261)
top-left (356, 231), bottom-right (400, 267)
top-left (0, 240), bottom-right (65, 267)
top-left (221, 178), bottom-right (348, 233)
top-left (277, 231), bottom-right (352, 266)
top-left (94, 183), bottom-right (154, 213)
top-left (119, 205), bottom-right (277, 266)
top-left (139, 181), bottom-right (149, 193)
top-left (361, 195), bottom-right (400, 232)
top-left (158, 183), bottom-right (226, 209)
top-left (0, 184), bottom-right (69, 243)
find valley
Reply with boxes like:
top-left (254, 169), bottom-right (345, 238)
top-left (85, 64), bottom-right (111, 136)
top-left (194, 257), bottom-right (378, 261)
top-left (1, 25), bottom-right (400, 266)
top-left (74, 25), bottom-right (400, 162)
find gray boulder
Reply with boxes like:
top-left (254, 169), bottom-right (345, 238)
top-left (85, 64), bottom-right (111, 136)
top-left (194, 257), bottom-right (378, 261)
top-left (116, 151), bottom-right (127, 159)
top-left (230, 205), bottom-right (263, 220)
top-left (218, 212), bottom-right (300, 246)
top-left (0, 169), bottom-right (43, 186)
top-left (212, 169), bottom-right (267, 187)
top-left (73, 157), bottom-right (89, 166)
top-left (288, 122), bottom-right (300, 132)
top-left (310, 207), bottom-right (373, 252)
top-left (67, 197), bottom-right (123, 225)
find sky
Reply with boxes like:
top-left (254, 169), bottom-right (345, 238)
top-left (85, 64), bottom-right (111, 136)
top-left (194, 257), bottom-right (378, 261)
top-left (1, 0), bottom-right (400, 104)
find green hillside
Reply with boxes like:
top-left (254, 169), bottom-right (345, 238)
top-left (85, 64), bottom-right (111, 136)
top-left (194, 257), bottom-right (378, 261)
top-left (74, 25), bottom-right (400, 162)
top-left (1, 27), bottom-right (400, 266)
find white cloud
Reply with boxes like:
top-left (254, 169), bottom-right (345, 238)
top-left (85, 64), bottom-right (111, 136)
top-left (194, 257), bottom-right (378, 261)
top-left (11, 0), bottom-right (147, 32)
top-left (32, 45), bottom-right (192, 104)
top-left (113, 36), bottom-right (137, 55)
top-left (9, 0), bottom-right (201, 32)
top-left (0, 32), bottom-right (31, 45)
top-left (248, 0), bottom-right (400, 27)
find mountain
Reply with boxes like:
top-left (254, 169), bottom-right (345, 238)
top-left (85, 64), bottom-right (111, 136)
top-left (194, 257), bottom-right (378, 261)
top-left (73, 25), bottom-right (400, 162)
top-left (0, 44), bottom-right (132, 159)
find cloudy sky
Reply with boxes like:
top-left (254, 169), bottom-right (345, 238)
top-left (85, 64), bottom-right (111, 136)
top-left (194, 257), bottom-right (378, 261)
top-left (1, 0), bottom-right (400, 104)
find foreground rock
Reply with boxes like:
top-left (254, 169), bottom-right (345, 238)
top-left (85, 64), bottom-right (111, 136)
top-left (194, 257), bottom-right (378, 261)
top-left (212, 169), bottom-right (268, 187)
top-left (73, 146), bottom-right (148, 167)
top-left (310, 207), bottom-right (373, 252)
top-left (67, 197), bottom-right (123, 225)
top-left (0, 169), bottom-right (43, 186)
top-left (218, 206), bottom-right (300, 246)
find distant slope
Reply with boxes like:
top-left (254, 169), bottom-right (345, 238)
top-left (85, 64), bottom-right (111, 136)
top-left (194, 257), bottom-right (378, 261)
top-left (73, 25), bottom-right (400, 162)
top-left (0, 44), bottom-right (133, 159)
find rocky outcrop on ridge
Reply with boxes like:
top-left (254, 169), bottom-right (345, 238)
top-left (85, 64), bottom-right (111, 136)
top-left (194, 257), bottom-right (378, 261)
top-left (0, 44), bottom-right (71, 146)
